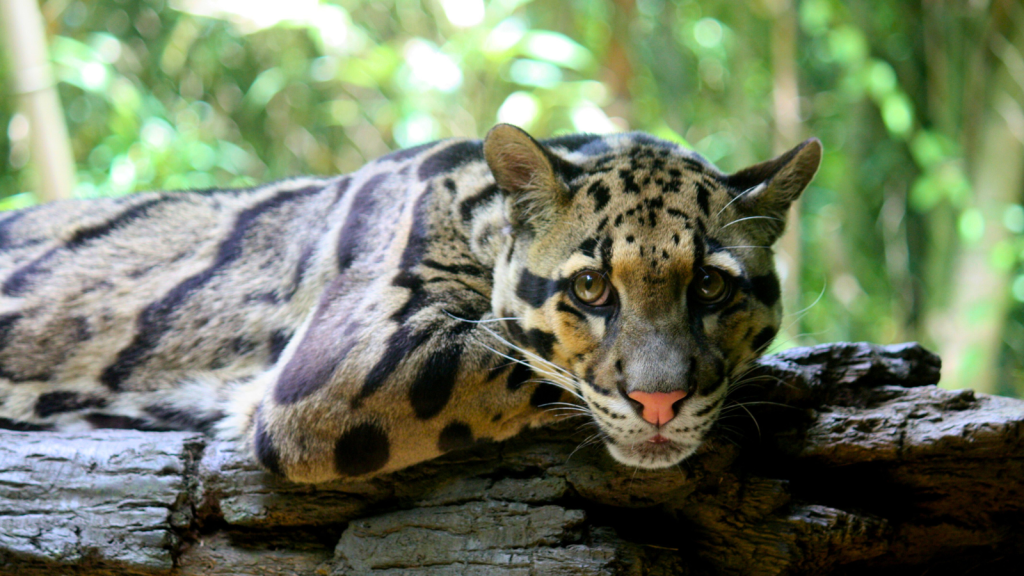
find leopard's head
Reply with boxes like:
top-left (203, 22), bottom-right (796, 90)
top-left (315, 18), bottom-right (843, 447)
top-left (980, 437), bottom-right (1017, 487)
top-left (485, 124), bottom-right (820, 469)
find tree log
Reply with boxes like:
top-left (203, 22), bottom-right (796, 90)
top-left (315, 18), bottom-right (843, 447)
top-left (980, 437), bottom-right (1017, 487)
top-left (1, 342), bottom-right (1021, 575)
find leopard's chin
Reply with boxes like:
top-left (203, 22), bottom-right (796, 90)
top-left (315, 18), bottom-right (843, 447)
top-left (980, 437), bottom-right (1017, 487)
top-left (604, 435), bottom-right (701, 469)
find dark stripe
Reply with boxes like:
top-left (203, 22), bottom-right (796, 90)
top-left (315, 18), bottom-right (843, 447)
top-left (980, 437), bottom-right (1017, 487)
top-left (267, 329), bottom-right (292, 364)
top-left (275, 313), bottom-right (361, 405)
top-left (0, 313), bottom-right (22, 354)
top-left (421, 258), bottom-right (487, 278)
top-left (437, 421), bottom-right (475, 452)
top-left (694, 180), bottom-right (711, 215)
top-left (335, 422), bottom-right (390, 477)
top-left (0, 417), bottom-right (53, 431)
top-left (85, 413), bottom-right (155, 430)
top-left (338, 173), bottom-right (389, 272)
top-left (355, 325), bottom-right (432, 405)
top-left (556, 301), bottom-right (587, 322)
top-left (418, 141), bottom-right (483, 181)
top-left (254, 413), bottom-right (283, 476)
top-left (399, 189), bottom-right (432, 271)
top-left (100, 187), bottom-right (318, 390)
top-left (459, 184), bottom-right (500, 223)
top-left (144, 404), bottom-right (224, 434)
top-left (3, 197), bottom-right (169, 296)
top-left (409, 328), bottom-right (472, 420)
top-left (35, 391), bottom-right (108, 417)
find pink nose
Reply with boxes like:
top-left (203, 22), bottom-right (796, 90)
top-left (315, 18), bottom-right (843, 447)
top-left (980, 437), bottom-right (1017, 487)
top-left (627, 391), bottom-right (688, 426)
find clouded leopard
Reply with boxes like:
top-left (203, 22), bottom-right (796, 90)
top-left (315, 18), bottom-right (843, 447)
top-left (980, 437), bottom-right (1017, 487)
top-left (0, 125), bottom-right (820, 483)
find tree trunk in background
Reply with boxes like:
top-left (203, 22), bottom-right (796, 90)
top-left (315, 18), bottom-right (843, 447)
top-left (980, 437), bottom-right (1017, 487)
top-left (926, 1), bottom-right (1024, 393)
top-left (0, 0), bottom-right (76, 202)
top-left (766, 0), bottom-right (804, 343)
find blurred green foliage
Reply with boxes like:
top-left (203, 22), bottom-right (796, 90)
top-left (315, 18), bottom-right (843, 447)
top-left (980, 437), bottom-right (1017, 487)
top-left (1, 0), bottom-right (1023, 395)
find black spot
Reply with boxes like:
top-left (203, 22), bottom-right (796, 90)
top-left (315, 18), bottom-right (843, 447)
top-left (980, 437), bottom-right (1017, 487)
top-left (356, 326), bottom-right (432, 405)
top-left (267, 330), bottom-right (291, 364)
top-left (0, 417), bottom-right (52, 431)
top-left (35, 391), bottom-right (107, 418)
top-left (667, 208), bottom-right (688, 220)
top-left (614, 214), bottom-right (623, 227)
top-left (506, 362), bottom-right (533, 391)
top-left (615, 360), bottom-right (623, 373)
top-left (752, 327), bottom-right (778, 352)
top-left (619, 169), bottom-right (641, 194)
top-left (530, 382), bottom-right (563, 408)
top-left (586, 181), bottom-right (611, 212)
top-left (338, 174), bottom-right (388, 272)
top-left (492, 412), bottom-right (503, 422)
top-left (335, 422), bottom-right (391, 477)
top-left (379, 141), bottom-right (436, 162)
top-left (409, 334), bottom-right (468, 420)
top-left (418, 140), bottom-right (484, 181)
top-left (578, 237), bottom-right (599, 258)
top-left (672, 234), bottom-right (680, 245)
top-left (525, 329), bottom-right (557, 357)
top-left (437, 421), bottom-right (475, 452)
top-left (101, 187), bottom-right (318, 390)
top-left (516, 269), bottom-right (555, 309)
top-left (626, 235), bottom-right (635, 243)
top-left (459, 183), bottom-right (500, 223)
top-left (750, 274), bottom-right (781, 307)
top-left (254, 414), bottom-right (283, 476)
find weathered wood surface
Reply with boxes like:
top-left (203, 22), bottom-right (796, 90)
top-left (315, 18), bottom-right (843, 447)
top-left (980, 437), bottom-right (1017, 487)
top-left (1, 342), bottom-right (1022, 575)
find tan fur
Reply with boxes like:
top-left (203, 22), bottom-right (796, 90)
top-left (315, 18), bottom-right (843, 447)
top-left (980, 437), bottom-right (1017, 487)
top-left (0, 126), bottom-right (820, 482)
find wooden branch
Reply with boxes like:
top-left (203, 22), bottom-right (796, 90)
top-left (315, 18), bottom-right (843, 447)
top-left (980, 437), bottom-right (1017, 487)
top-left (2, 342), bottom-right (1022, 575)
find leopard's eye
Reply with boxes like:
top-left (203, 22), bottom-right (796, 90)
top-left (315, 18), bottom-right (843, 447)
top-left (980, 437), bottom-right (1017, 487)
top-left (572, 271), bottom-right (612, 306)
top-left (692, 267), bottom-right (731, 305)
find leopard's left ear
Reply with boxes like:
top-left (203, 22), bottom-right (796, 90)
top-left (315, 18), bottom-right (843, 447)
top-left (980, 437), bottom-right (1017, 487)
top-left (484, 124), bottom-right (579, 229)
top-left (724, 138), bottom-right (822, 241)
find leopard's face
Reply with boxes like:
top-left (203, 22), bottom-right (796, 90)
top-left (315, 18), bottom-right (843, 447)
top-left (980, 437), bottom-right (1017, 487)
top-left (486, 126), bottom-right (820, 469)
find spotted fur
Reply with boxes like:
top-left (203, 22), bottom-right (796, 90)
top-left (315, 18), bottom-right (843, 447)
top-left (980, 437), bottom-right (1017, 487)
top-left (0, 125), bottom-right (820, 482)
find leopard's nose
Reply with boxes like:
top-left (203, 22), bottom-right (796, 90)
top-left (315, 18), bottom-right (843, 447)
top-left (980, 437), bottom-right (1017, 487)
top-left (627, 391), bottom-right (688, 426)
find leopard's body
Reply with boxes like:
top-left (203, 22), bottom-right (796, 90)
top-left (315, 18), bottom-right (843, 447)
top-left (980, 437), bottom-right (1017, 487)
top-left (0, 125), bottom-right (820, 482)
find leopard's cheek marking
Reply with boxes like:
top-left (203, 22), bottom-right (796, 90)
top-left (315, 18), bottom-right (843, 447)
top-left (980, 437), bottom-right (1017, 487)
top-left (438, 421), bottom-right (475, 452)
top-left (334, 421), bottom-right (391, 477)
top-left (530, 382), bottom-right (564, 408)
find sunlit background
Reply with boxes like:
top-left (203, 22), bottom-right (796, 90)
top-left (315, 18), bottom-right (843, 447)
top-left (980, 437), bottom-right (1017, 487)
top-left (1, 0), bottom-right (1022, 396)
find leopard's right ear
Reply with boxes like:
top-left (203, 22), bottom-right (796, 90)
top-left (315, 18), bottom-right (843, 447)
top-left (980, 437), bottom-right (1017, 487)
top-left (484, 124), bottom-right (578, 229)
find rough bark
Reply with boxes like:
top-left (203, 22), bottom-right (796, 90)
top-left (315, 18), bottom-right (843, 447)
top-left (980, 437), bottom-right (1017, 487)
top-left (1, 342), bottom-right (1022, 575)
